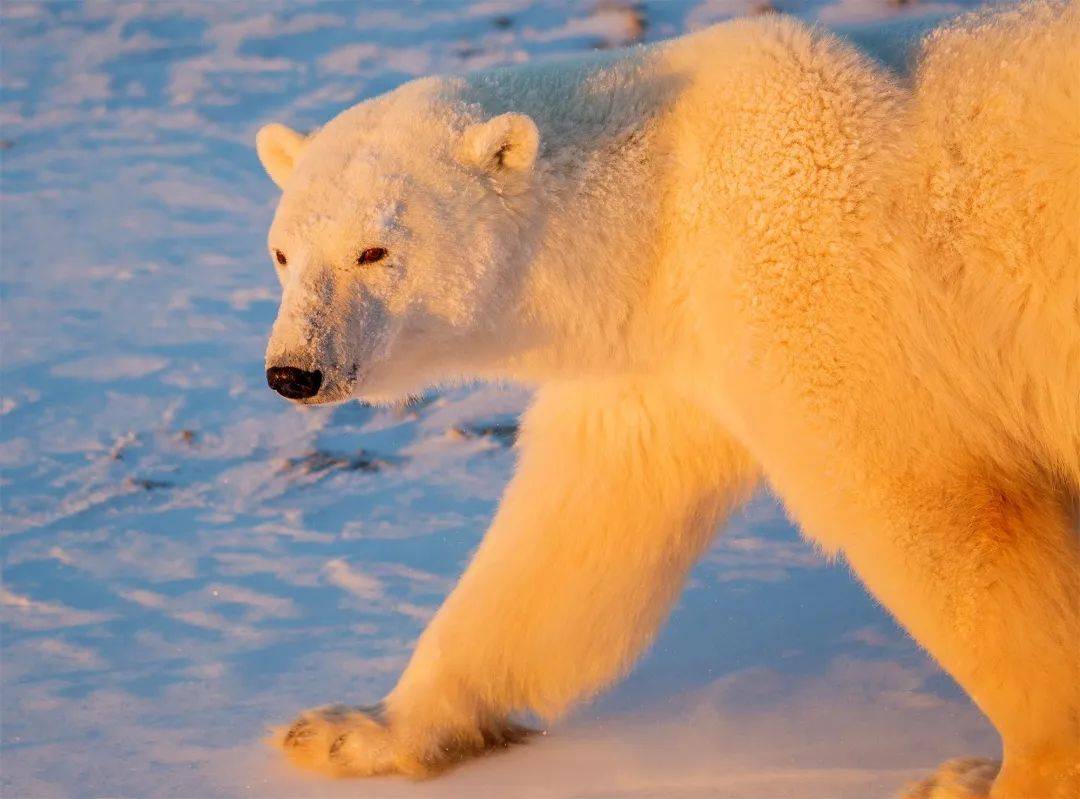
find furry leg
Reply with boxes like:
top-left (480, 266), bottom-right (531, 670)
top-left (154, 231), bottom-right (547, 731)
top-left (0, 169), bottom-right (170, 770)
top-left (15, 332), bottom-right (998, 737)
top-left (278, 379), bottom-right (757, 776)
top-left (834, 472), bottom-right (1080, 799)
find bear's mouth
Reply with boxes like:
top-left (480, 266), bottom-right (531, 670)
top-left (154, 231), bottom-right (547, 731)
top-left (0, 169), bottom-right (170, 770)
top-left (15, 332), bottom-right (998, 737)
top-left (292, 385), bottom-right (353, 406)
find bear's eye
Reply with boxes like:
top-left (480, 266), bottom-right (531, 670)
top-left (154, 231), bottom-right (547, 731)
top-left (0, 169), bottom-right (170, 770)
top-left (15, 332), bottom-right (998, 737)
top-left (358, 247), bottom-right (388, 265)
top-left (274, 249), bottom-right (287, 266)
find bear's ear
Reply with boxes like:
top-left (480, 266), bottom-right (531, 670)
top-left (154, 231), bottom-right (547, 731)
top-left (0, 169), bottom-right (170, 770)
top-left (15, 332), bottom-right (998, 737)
top-left (256, 123), bottom-right (308, 189)
top-left (457, 113), bottom-right (540, 175)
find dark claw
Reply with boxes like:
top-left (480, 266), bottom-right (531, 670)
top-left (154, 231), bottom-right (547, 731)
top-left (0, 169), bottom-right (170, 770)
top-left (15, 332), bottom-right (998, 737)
top-left (283, 719), bottom-right (314, 747)
top-left (482, 721), bottom-right (536, 749)
top-left (358, 701), bottom-right (387, 725)
top-left (328, 733), bottom-right (348, 759)
top-left (502, 722), bottom-right (536, 746)
top-left (322, 704), bottom-right (353, 721)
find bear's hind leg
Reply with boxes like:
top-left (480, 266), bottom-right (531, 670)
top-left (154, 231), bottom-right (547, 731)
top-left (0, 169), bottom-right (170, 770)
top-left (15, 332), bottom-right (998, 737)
top-left (835, 471), bottom-right (1080, 799)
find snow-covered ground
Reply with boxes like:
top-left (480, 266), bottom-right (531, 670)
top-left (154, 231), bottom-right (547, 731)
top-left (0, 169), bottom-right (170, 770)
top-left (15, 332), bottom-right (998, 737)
top-left (1, 2), bottom-right (997, 797)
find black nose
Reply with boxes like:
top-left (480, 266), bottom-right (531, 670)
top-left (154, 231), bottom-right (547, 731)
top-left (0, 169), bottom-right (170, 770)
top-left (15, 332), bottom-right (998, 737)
top-left (266, 366), bottom-right (322, 400)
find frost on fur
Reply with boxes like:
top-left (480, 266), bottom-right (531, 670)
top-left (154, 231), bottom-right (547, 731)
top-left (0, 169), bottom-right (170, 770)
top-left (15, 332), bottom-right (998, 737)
top-left (257, 3), bottom-right (1080, 797)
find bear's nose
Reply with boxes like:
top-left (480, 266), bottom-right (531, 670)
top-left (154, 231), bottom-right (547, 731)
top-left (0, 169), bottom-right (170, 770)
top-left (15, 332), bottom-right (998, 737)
top-left (266, 366), bottom-right (322, 400)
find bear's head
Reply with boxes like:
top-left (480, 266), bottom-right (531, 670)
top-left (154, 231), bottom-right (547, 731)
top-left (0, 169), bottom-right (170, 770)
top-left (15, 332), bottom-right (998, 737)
top-left (257, 81), bottom-right (544, 405)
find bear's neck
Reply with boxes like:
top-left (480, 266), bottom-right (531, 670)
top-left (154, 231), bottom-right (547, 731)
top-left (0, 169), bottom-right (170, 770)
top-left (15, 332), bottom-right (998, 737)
top-left (517, 132), bottom-right (666, 379)
top-left (472, 50), bottom-right (676, 383)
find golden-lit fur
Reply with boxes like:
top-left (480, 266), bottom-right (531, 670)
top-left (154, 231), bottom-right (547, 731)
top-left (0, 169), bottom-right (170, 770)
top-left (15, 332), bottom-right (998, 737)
top-left (258, 3), bottom-right (1079, 796)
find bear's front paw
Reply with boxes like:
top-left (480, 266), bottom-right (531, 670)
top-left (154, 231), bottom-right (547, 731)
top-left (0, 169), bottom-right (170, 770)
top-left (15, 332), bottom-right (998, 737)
top-left (274, 702), bottom-right (535, 778)
top-left (898, 758), bottom-right (999, 799)
top-left (276, 703), bottom-right (401, 777)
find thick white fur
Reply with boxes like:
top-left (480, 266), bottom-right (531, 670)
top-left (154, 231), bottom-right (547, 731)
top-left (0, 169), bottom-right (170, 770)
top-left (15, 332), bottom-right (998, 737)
top-left (258, 3), bottom-right (1080, 796)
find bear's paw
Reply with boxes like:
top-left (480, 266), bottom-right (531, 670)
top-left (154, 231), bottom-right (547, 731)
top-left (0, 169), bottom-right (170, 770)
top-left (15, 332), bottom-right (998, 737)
top-left (272, 702), bottom-right (535, 778)
top-left (898, 758), bottom-right (999, 799)
top-left (274, 703), bottom-right (400, 777)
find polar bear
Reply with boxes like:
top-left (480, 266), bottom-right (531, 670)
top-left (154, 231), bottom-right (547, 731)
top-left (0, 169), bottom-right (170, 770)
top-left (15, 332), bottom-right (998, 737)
top-left (254, 3), bottom-right (1079, 797)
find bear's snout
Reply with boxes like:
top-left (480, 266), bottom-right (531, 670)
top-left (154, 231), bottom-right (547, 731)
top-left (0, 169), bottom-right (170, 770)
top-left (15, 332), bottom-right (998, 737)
top-left (266, 366), bottom-right (323, 400)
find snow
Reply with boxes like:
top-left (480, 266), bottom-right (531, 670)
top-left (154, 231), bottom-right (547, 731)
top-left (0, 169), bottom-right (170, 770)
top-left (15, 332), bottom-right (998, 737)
top-left (1, 2), bottom-right (996, 797)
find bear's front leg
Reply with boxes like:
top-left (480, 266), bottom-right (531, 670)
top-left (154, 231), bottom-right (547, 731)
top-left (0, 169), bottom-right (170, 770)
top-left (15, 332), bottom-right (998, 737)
top-left (276, 378), bottom-right (758, 777)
